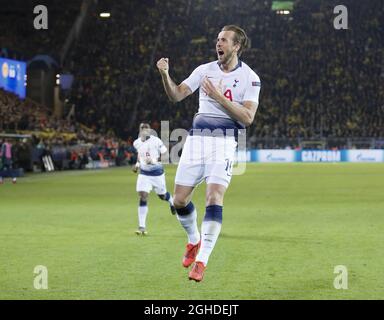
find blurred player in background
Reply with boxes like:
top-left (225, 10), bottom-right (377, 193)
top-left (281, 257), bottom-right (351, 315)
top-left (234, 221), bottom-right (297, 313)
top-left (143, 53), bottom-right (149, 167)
top-left (132, 123), bottom-right (176, 235)
top-left (0, 138), bottom-right (17, 184)
top-left (157, 25), bottom-right (260, 281)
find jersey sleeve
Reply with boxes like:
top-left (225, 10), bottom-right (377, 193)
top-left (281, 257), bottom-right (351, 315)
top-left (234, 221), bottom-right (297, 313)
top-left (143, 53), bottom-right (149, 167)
top-left (243, 71), bottom-right (261, 104)
top-left (181, 65), bottom-right (204, 94)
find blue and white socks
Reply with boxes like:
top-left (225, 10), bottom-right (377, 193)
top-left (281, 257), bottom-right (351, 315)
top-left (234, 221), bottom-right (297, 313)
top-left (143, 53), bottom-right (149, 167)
top-left (176, 202), bottom-right (200, 245)
top-left (138, 199), bottom-right (148, 229)
top-left (176, 203), bottom-right (223, 266)
top-left (196, 205), bottom-right (223, 266)
top-left (162, 192), bottom-right (174, 206)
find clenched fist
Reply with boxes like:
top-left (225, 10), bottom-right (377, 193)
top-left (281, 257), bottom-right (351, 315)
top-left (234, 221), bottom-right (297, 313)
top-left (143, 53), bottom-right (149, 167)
top-left (157, 57), bottom-right (169, 75)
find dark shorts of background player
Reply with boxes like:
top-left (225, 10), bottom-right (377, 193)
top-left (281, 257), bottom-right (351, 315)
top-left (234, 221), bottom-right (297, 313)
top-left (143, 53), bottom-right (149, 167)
top-left (0, 158), bottom-right (13, 171)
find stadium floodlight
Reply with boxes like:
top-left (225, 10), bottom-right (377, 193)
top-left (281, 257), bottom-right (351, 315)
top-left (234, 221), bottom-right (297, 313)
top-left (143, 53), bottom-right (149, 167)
top-left (276, 10), bottom-right (291, 15)
top-left (99, 12), bottom-right (111, 18)
top-left (272, 1), bottom-right (294, 15)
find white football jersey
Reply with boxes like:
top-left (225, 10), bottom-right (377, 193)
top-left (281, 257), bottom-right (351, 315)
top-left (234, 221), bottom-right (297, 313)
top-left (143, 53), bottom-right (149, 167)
top-left (182, 60), bottom-right (261, 126)
top-left (133, 135), bottom-right (167, 175)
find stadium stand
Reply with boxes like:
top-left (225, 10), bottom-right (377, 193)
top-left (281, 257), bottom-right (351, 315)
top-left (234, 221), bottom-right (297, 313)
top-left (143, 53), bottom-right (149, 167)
top-left (0, 0), bottom-right (80, 61)
top-left (0, 0), bottom-right (383, 172)
top-left (64, 0), bottom-right (383, 144)
top-left (0, 87), bottom-right (136, 172)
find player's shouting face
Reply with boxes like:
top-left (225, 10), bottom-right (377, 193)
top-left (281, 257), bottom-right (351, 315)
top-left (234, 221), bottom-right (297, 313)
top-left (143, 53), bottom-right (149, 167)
top-left (216, 31), bottom-right (240, 66)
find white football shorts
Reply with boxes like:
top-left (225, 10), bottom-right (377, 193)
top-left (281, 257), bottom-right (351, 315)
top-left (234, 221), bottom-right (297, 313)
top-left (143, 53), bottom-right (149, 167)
top-left (175, 135), bottom-right (237, 188)
top-left (136, 173), bottom-right (167, 195)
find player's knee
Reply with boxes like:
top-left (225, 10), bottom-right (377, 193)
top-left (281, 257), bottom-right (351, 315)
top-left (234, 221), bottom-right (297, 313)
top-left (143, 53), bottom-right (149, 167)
top-left (206, 190), bottom-right (224, 206)
top-left (173, 195), bottom-right (189, 208)
top-left (139, 192), bottom-right (148, 201)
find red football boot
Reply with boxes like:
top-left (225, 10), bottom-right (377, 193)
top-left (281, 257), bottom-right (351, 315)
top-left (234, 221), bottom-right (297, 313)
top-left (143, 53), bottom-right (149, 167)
top-left (188, 261), bottom-right (206, 282)
top-left (182, 241), bottom-right (200, 268)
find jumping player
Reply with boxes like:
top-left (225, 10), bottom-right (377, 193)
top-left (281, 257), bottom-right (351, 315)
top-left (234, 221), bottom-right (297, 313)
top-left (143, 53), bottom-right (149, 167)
top-left (156, 25), bottom-right (261, 281)
top-left (132, 123), bottom-right (176, 235)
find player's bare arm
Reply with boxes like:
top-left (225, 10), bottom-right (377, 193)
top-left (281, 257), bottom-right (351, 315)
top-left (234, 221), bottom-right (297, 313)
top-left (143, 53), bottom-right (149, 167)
top-left (201, 77), bottom-right (258, 126)
top-left (156, 58), bottom-right (192, 102)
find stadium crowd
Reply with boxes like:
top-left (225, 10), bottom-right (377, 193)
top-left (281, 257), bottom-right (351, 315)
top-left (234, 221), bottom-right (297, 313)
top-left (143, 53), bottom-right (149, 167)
top-left (65, 0), bottom-right (383, 142)
top-left (0, 0), bottom-right (383, 171)
top-left (0, 88), bottom-right (137, 173)
top-left (0, 0), bottom-right (80, 62)
top-left (0, 88), bottom-right (75, 133)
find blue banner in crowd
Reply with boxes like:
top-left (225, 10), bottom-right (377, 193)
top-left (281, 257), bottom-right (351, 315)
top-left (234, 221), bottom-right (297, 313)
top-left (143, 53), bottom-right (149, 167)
top-left (247, 150), bottom-right (384, 163)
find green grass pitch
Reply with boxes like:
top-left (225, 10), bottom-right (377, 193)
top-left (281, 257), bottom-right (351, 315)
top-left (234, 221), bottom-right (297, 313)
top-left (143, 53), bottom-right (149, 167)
top-left (0, 163), bottom-right (384, 300)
